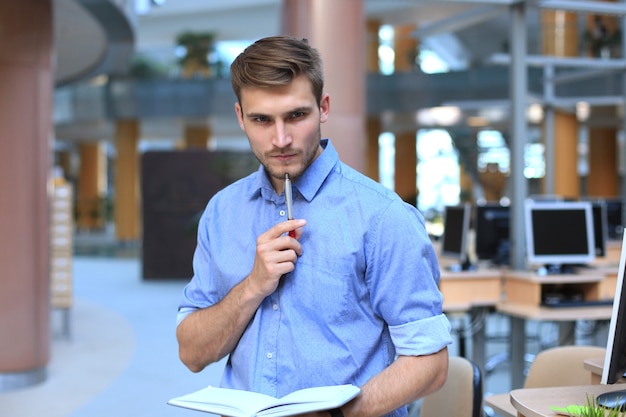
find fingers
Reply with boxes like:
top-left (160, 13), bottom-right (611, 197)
top-left (249, 219), bottom-right (307, 294)
top-left (258, 219), bottom-right (307, 242)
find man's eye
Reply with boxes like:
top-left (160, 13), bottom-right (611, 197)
top-left (253, 116), bottom-right (270, 123)
top-left (291, 111), bottom-right (306, 119)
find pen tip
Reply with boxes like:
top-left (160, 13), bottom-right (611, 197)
top-left (285, 173), bottom-right (289, 180)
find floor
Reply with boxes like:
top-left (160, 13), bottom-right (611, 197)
top-left (0, 229), bottom-right (610, 417)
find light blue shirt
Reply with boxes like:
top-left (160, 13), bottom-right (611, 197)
top-left (178, 139), bottom-right (451, 417)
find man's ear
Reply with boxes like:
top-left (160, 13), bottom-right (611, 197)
top-left (234, 102), bottom-right (245, 130)
top-left (319, 93), bottom-right (330, 123)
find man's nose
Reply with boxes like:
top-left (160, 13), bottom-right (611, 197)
top-left (272, 121), bottom-right (292, 147)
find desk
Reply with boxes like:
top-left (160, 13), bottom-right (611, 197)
top-left (510, 384), bottom-right (626, 417)
top-left (439, 268), bottom-right (503, 374)
top-left (498, 269), bottom-right (615, 389)
top-left (485, 355), bottom-right (607, 417)
top-left (497, 302), bottom-right (612, 389)
top-left (585, 357), bottom-right (605, 385)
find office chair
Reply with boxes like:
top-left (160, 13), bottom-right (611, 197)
top-left (484, 345), bottom-right (606, 417)
top-left (420, 355), bottom-right (483, 417)
top-left (523, 345), bottom-right (606, 388)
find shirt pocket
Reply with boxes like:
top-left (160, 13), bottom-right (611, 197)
top-left (287, 257), bottom-right (358, 324)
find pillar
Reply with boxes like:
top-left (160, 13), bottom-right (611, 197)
top-left (553, 111), bottom-right (579, 198)
top-left (0, 0), bottom-right (53, 390)
top-left (394, 131), bottom-right (417, 204)
top-left (541, 9), bottom-right (580, 198)
top-left (392, 25), bottom-right (419, 200)
top-left (183, 122), bottom-right (211, 149)
top-left (114, 119), bottom-right (141, 241)
top-left (583, 4), bottom-right (619, 197)
top-left (76, 142), bottom-right (107, 230)
top-left (588, 127), bottom-right (619, 197)
top-left (281, 0), bottom-right (366, 173)
top-left (56, 149), bottom-right (74, 181)
top-left (393, 24), bottom-right (418, 72)
top-left (366, 117), bottom-right (382, 183)
top-left (365, 19), bottom-right (381, 182)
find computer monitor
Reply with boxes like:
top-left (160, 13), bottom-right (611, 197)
top-left (597, 232), bottom-right (626, 409)
top-left (440, 203), bottom-right (472, 270)
top-left (474, 203), bottom-right (510, 265)
top-left (590, 200), bottom-right (608, 258)
top-left (604, 198), bottom-right (624, 241)
top-left (524, 200), bottom-right (595, 273)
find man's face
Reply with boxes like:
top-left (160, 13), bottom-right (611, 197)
top-left (235, 75), bottom-right (330, 192)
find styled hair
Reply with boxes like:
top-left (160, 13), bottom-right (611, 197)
top-left (230, 36), bottom-right (324, 106)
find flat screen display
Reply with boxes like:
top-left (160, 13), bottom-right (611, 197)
top-left (598, 233), bottom-right (626, 409)
top-left (524, 200), bottom-right (595, 268)
top-left (441, 203), bottom-right (471, 263)
top-left (474, 203), bottom-right (510, 265)
top-left (605, 198), bottom-right (624, 240)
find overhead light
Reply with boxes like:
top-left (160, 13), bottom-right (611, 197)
top-left (89, 74), bottom-right (108, 87)
top-left (467, 116), bottom-right (489, 127)
top-left (576, 101), bottom-right (590, 122)
top-left (416, 106), bottom-right (462, 126)
top-left (526, 103), bottom-right (544, 124)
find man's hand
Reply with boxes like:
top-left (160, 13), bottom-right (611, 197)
top-left (248, 218), bottom-right (306, 297)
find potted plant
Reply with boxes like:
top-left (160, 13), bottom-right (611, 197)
top-left (175, 30), bottom-right (216, 78)
top-left (552, 395), bottom-right (626, 416)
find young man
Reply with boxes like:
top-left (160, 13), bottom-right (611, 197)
top-left (176, 36), bottom-right (452, 417)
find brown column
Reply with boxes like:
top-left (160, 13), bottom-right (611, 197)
top-left (365, 19), bottom-right (381, 182)
top-left (77, 142), bottom-right (107, 230)
top-left (553, 111), bottom-right (579, 198)
top-left (281, 0), bottom-right (366, 173)
top-left (114, 119), bottom-right (141, 241)
top-left (56, 149), bottom-right (74, 181)
top-left (393, 24), bottom-right (418, 72)
top-left (541, 10), bottom-right (579, 57)
top-left (184, 122), bottom-right (212, 149)
top-left (588, 127), bottom-right (619, 197)
top-left (394, 131), bottom-right (417, 203)
top-left (583, 4), bottom-right (619, 198)
top-left (366, 117), bottom-right (381, 183)
top-left (0, 1), bottom-right (53, 389)
top-left (541, 9), bottom-right (580, 198)
top-left (392, 25), bottom-right (419, 200)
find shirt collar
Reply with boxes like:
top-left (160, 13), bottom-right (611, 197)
top-left (247, 139), bottom-right (339, 202)
top-left (294, 139), bottom-right (337, 202)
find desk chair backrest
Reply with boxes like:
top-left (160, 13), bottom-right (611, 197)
top-left (420, 355), bottom-right (483, 417)
top-left (524, 345), bottom-right (606, 388)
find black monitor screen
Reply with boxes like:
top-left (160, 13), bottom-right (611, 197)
top-left (474, 203), bottom-right (510, 265)
top-left (441, 204), bottom-right (470, 262)
top-left (524, 201), bottom-right (595, 267)
top-left (605, 198), bottom-right (624, 240)
top-left (598, 233), bottom-right (626, 409)
top-left (590, 201), bottom-right (608, 258)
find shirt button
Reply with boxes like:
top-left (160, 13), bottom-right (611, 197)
top-left (266, 352), bottom-right (273, 359)
top-left (279, 210), bottom-right (286, 216)
top-left (273, 304), bottom-right (279, 310)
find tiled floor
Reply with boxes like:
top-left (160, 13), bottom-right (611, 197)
top-left (0, 255), bottom-right (227, 417)
top-left (0, 231), bottom-right (610, 417)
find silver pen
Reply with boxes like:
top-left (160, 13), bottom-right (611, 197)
top-left (284, 173), bottom-right (295, 237)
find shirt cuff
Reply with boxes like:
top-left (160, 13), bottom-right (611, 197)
top-left (176, 307), bottom-right (197, 326)
top-left (389, 314), bottom-right (452, 356)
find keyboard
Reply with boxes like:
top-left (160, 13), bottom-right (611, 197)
top-left (541, 299), bottom-right (614, 309)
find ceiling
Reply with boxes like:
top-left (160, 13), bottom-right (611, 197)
top-left (54, 0), bottom-right (623, 143)
top-left (133, 0), bottom-right (526, 63)
top-left (55, 0), bottom-right (532, 84)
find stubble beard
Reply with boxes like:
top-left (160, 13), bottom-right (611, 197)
top-left (256, 129), bottom-right (322, 183)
